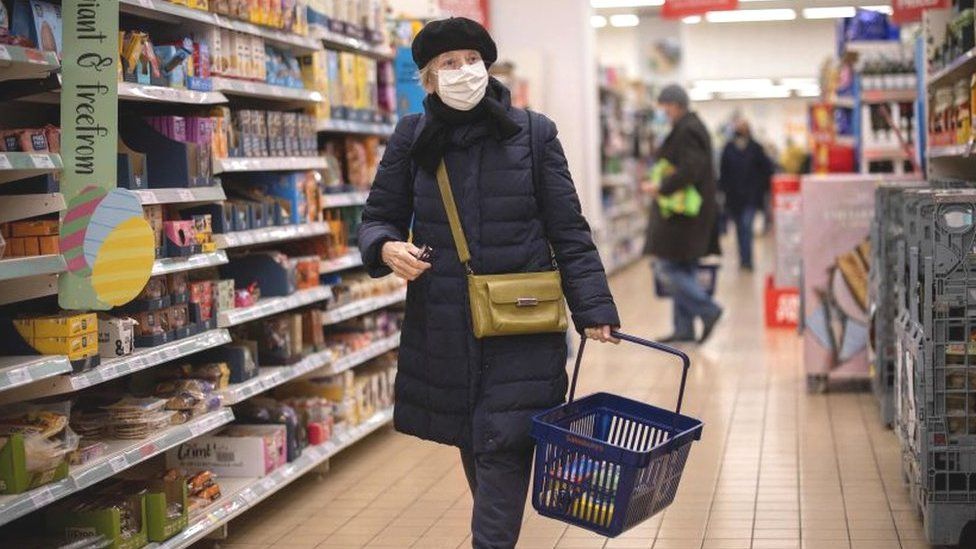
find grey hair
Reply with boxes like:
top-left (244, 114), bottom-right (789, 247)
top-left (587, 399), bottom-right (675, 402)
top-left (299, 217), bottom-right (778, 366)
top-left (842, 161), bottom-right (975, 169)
top-left (418, 63), bottom-right (437, 93)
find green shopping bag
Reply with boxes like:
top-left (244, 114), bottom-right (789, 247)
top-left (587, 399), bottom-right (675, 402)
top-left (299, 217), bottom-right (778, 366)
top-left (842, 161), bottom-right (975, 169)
top-left (648, 159), bottom-right (702, 219)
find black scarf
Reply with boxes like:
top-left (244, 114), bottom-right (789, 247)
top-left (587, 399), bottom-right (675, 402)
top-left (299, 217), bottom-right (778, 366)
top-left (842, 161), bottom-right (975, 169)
top-left (411, 77), bottom-right (522, 174)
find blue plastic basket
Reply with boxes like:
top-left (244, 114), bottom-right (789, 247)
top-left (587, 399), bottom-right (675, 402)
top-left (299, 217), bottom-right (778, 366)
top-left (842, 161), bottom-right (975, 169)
top-left (530, 332), bottom-right (704, 537)
top-left (654, 263), bottom-right (719, 297)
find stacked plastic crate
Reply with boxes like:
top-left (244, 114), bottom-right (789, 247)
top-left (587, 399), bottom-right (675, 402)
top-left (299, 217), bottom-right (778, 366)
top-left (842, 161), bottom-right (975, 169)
top-left (893, 188), bottom-right (976, 546)
top-left (871, 187), bottom-right (909, 427)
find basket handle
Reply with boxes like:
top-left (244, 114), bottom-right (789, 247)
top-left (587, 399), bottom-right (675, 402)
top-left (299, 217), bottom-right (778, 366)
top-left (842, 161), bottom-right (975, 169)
top-left (568, 331), bottom-right (692, 415)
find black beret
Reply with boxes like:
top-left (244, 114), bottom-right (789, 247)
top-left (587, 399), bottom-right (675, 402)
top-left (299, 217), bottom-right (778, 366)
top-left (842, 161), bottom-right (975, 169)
top-left (411, 17), bottom-right (498, 69)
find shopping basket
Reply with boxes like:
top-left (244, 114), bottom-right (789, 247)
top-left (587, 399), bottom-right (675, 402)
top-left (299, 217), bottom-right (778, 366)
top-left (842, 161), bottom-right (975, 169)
top-left (530, 331), bottom-right (704, 537)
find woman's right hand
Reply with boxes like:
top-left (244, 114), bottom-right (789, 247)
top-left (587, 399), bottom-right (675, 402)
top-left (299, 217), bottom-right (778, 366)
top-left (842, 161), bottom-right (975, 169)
top-left (382, 241), bottom-right (432, 281)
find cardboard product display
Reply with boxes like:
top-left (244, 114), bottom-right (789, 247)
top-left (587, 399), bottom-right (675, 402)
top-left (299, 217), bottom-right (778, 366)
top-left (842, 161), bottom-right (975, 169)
top-left (165, 424), bottom-right (286, 477)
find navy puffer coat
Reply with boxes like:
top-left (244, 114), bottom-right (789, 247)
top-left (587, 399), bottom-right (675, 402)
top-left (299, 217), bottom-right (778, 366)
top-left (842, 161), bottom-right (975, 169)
top-left (359, 88), bottom-right (619, 454)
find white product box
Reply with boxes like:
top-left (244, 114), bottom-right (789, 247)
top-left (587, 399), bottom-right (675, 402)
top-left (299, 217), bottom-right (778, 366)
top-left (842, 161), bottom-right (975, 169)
top-left (166, 425), bottom-right (286, 477)
top-left (97, 317), bottom-right (137, 358)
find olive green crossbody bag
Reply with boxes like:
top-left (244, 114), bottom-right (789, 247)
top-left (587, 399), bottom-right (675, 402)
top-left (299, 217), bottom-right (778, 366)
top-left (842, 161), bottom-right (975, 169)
top-left (434, 160), bottom-right (568, 338)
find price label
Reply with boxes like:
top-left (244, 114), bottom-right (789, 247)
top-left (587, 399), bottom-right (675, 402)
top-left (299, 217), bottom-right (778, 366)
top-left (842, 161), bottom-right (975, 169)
top-left (177, 189), bottom-right (195, 202)
top-left (5, 368), bottom-right (31, 387)
top-left (72, 375), bottom-right (93, 390)
top-left (0, 46), bottom-right (10, 61)
top-left (240, 489), bottom-right (257, 504)
top-left (108, 455), bottom-right (128, 473)
top-left (138, 0), bottom-right (153, 7)
top-left (30, 487), bottom-right (54, 508)
top-left (0, 155), bottom-right (12, 170)
top-left (30, 154), bottom-right (56, 169)
top-left (260, 478), bottom-right (276, 492)
top-left (100, 363), bottom-right (119, 380)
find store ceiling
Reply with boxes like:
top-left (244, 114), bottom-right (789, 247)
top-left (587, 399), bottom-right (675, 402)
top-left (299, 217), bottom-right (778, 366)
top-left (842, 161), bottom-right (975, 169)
top-left (591, 0), bottom-right (896, 18)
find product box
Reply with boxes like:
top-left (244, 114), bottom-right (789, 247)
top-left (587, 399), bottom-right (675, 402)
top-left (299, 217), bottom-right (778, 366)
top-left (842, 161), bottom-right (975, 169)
top-left (143, 478), bottom-right (188, 542)
top-left (215, 279), bottom-right (236, 312)
top-left (0, 433), bottom-right (70, 494)
top-left (46, 493), bottom-right (148, 549)
top-left (30, 332), bottom-right (99, 360)
top-left (14, 312), bottom-right (97, 339)
top-left (98, 316), bottom-right (138, 358)
top-left (165, 424), bottom-right (286, 477)
top-left (10, 219), bottom-right (58, 237)
top-left (11, 0), bottom-right (63, 56)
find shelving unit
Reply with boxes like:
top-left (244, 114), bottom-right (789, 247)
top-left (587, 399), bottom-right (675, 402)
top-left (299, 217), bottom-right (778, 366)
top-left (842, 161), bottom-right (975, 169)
top-left (0, 356), bottom-right (72, 394)
top-left (316, 118), bottom-right (395, 136)
top-left (321, 190), bottom-right (369, 208)
top-left (151, 251), bottom-right (229, 276)
top-left (217, 286), bottom-right (333, 328)
top-left (150, 407), bottom-right (393, 549)
top-left (0, 193), bottom-right (65, 224)
top-left (0, 255), bottom-right (66, 281)
top-left (320, 290), bottom-right (407, 326)
top-left (118, 82), bottom-right (228, 105)
top-left (0, 0), bottom-right (402, 540)
top-left (219, 332), bottom-right (401, 406)
top-left (133, 185), bottom-right (227, 205)
top-left (210, 77), bottom-right (323, 104)
top-left (0, 329), bottom-right (232, 404)
top-left (0, 45), bottom-right (60, 83)
top-left (0, 153), bottom-right (62, 185)
top-left (214, 222), bottom-right (330, 249)
top-left (0, 409), bottom-right (234, 527)
top-left (214, 156), bottom-right (329, 173)
top-left (118, 0), bottom-right (322, 53)
top-left (319, 251), bottom-right (364, 274)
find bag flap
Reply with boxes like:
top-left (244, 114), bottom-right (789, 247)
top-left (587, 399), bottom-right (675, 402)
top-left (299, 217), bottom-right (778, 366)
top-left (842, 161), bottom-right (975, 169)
top-left (486, 274), bottom-right (563, 304)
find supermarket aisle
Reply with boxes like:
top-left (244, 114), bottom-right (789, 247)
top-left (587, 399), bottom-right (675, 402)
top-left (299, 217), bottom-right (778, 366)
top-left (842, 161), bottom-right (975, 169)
top-left (209, 236), bottom-right (928, 549)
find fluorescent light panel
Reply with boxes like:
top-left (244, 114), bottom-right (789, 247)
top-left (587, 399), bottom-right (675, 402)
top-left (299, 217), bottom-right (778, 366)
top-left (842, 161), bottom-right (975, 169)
top-left (609, 13), bottom-right (640, 27)
top-left (802, 6), bottom-right (856, 19)
top-left (705, 8), bottom-right (796, 22)
top-left (591, 0), bottom-right (662, 8)
top-left (591, 15), bottom-right (608, 28)
top-left (682, 15), bottom-right (702, 24)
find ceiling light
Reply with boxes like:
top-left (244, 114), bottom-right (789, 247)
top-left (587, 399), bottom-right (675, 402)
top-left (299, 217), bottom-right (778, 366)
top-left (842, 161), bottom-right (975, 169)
top-left (591, 0), bottom-right (663, 8)
top-left (802, 6), bottom-right (856, 19)
top-left (682, 15), bottom-right (702, 24)
top-left (689, 88), bottom-right (713, 102)
top-left (721, 87), bottom-right (792, 99)
top-left (705, 8), bottom-right (796, 23)
top-left (780, 77), bottom-right (819, 89)
top-left (609, 13), bottom-right (640, 27)
top-left (693, 78), bottom-right (775, 92)
top-left (591, 15), bottom-right (608, 28)
top-left (863, 5), bottom-right (893, 14)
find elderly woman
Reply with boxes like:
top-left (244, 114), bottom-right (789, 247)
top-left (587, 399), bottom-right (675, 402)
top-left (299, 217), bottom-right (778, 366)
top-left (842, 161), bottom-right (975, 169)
top-left (359, 17), bottom-right (620, 548)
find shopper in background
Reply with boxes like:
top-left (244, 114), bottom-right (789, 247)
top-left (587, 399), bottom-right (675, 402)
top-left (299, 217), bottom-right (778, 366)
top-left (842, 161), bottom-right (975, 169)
top-left (643, 84), bottom-right (722, 344)
top-left (358, 17), bottom-right (620, 549)
top-left (718, 119), bottom-right (774, 271)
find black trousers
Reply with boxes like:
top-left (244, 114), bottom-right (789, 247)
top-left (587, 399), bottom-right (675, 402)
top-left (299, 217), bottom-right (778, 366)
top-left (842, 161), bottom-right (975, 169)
top-left (459, 446), bottom-right (535, 549)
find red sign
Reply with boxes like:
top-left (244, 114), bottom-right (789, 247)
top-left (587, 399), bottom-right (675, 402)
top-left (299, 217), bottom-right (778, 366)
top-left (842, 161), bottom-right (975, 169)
top-left (891, 0), bottom-right (949, 24)
top-left (438, 0), bottom-right (491, 28)
top-left (661, 0), bottom-right (737, 19)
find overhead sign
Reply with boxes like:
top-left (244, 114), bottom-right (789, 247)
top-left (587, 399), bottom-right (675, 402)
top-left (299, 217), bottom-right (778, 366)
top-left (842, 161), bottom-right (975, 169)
top-left (891, 0), bottom-right (950, 24)
top-left (59, 0), bottom-right (154, 310)
top-left (661, 0), bottom-right (738, 19)
top-left (438, 0), bottom-right (491, 28)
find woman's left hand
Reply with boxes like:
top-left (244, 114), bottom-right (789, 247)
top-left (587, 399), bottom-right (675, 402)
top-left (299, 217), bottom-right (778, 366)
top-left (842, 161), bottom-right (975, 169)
top-left (585, 326), bottom-right (620, 344)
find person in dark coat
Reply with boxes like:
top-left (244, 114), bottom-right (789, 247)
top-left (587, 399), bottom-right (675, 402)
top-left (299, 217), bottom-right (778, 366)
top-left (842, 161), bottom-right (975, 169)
top-left (358, 17), bottom-right (620, 549)
top-left (718, 119), bottom-right (773, 270)
top-left (643, 84), bottom-right (722, 344)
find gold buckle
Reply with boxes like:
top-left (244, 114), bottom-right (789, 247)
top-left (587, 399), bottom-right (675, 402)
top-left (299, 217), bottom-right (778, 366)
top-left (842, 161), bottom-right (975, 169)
top-left (516, 297), bottom-right (539, 307)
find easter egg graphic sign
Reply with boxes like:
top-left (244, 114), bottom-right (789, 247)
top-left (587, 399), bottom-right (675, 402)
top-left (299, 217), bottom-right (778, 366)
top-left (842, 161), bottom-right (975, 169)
top-left (58, 0), bottom-right (155, 310)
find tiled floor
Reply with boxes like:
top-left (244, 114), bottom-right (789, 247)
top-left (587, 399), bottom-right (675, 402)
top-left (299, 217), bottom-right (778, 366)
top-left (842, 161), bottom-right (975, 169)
top-left (204, 237), bottom-right (931, 549)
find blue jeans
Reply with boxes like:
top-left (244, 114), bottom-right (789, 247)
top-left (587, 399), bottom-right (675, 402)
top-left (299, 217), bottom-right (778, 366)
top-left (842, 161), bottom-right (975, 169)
top-left (654, 259), bottom-right (722, 339)
top-left (732, 206), bottom-right (756, 268)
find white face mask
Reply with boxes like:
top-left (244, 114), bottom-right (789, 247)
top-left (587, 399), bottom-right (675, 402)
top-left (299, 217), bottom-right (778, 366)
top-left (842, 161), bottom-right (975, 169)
top-left (437, 62), bottom-right (488, 111)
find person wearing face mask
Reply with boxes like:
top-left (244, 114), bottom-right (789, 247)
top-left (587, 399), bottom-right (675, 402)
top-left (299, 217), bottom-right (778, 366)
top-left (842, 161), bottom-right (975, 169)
top-left (642, 84), bottom-right (722, 344)
top-left (718, 118), bottom-right (774, 271)
top-left (358, 17), bottom-right (620, 549)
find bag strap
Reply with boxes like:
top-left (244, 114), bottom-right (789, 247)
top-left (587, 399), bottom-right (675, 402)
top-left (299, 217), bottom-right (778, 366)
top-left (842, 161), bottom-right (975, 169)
top-left (435, 161), bottom-right (473, 270)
